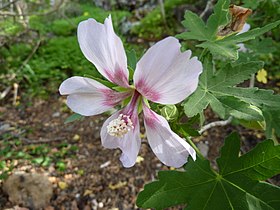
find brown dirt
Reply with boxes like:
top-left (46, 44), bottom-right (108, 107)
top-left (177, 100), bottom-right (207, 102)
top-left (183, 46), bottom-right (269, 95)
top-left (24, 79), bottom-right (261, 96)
top-left (0, 94), bottom-right (279, 210)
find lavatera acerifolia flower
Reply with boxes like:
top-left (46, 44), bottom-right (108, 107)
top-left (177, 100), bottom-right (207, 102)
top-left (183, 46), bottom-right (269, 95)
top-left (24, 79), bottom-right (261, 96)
top-left (59, 16), bottom-right (203, 168)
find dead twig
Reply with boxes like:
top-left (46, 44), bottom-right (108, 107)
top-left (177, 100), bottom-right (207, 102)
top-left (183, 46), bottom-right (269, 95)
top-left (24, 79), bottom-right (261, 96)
top-left (0, 86), bottom-right (12, 100)
top-left (0, 0), bottom-right (64, 17)
top-left (12, 83), bottom-right (18, 106)
top-left (20, 137), bottom-right (65, 144)
top-left (249, 74), bottom-right (255, 88)
top-left (200, 0), bottom-right (215, 18)
top-left (17, 38), bottom-right (41, 73)
top-left (199, 116), bottom-right (233, 134)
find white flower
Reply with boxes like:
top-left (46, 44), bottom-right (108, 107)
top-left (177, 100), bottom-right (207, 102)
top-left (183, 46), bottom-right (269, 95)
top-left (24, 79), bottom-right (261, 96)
top-left (237, 23), bottom-right (251, 52)
top-left (59, 16), bottom-right (203, 168)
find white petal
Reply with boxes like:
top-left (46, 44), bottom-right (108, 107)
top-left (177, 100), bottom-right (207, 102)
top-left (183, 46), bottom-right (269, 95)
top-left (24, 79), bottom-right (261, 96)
top-left (78, 16), bottom-right (129, 87)
top-left (134, 37), bottom-right (202, 104)
top-left (59, 76), bottom-right (130, 116)
top-left (143, 105), bottom-right (196, 168)
top-left (237, 23), bottom-right (250, 35)
top-left (100, 110), bottom-right (141, 168)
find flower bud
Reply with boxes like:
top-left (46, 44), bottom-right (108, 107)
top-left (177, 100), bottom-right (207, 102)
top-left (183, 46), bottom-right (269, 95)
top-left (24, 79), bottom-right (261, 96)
top-left (160, 105), bottom-right (179, 122)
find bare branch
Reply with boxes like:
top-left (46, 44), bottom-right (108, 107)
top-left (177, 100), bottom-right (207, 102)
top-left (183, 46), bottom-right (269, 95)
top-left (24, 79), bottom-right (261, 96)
top-left (249, 74), bottom-right (255, 88)
top-left (200, 0), bottom-right (215, 18)
top-left (199, 116), bottom-right (233, 134)
top-left (0, 0), bottom-right (64, 17)
top-left (18, 38), bottom-right (41, 72)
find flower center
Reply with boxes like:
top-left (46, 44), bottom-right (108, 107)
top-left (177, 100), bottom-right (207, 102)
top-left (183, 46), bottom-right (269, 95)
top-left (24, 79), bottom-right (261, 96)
top-left (107, 114), bottom-right (134, 137)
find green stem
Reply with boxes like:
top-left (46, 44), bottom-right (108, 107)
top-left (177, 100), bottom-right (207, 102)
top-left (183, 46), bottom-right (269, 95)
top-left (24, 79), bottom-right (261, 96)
top-left (199, 48), bottom-right (208, 60)
top-left (185, 137), bottom-right (205, 160)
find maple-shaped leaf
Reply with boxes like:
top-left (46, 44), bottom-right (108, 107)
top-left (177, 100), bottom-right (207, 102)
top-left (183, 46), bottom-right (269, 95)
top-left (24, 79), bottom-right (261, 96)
top-left (263, 107), bottom-right (280, 138)
top-left (177, 0), bottom-right (230, 41)
top-left (199, 20), bottom-right (280, 59)
top-left (182, 55), bottom-right (280, 119)
top-left (137, 133), bottom-right (280, 210)
top-left (177, 0), bottom-right (280, 60)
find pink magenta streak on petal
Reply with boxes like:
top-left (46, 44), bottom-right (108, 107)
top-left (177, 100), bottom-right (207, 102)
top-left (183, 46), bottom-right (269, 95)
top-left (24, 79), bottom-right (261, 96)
top-left (135, 78), bottom-right (161, 102)
top-left (104, 68), bottom-right (129, 88)
top-left (142, 104), bottom-right (157, 129)
top-left (120, 91), bottom-right (141, 130)
top-left (101, 89), bottom-right (132, 106)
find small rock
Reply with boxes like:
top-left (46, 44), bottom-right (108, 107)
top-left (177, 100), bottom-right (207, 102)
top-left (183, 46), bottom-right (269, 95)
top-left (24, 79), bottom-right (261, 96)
top-left (156, 163), bottom-right (162, 168)
top-left (58, 181), bottom-right (68, 190)
top-left (52, 112), bottom-right (60, 118)
top-left (3, 173), bottom-right (53, 209)
top-left (98, 202), bottom-right (104, 208)
top-left (72, 134), bottom-right (80, 141)
top-left (100, 161), bottom-right (111, 169)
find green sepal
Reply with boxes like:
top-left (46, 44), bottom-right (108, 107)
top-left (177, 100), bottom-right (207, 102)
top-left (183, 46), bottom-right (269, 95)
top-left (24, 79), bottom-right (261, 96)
top-left (84, 74), bottom-right (117, 88)
top-left (64, 113), bottom-right (84, 124)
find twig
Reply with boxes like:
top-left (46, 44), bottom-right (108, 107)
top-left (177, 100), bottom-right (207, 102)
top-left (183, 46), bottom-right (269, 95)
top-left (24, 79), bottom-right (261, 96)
top-left (0, 86), bottom-right (11, 100)
top-left (158, 0), bottom-right (167, 27)
top-left (200, 0), bottom-right (215, 18)
top-left (249, 74), bottom-right (255, 88)
top-left (12, 83), bottom-right (18, 106)
top-left (20, 137), bottom-right (65, 144)
top-left (199, 116), bottom-right (233, 134)
top-left (0, 0), bottom-right (64, 17)
top-left (19, 38), bottom-right (41, 71)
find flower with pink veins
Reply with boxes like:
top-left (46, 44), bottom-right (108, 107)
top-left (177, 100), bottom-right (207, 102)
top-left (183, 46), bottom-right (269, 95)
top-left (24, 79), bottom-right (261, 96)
top-left (59, 16), bottom-right (203, 168)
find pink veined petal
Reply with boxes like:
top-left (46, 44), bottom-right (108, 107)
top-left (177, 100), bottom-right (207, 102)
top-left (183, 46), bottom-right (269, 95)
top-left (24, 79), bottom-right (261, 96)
top-left (59, 76), bottom-right (131, 116)
top-left (100, 109), bottom-right (141, 168)
top-left (78, 15), bottom-right (129, 88)
top-left (134, 37), bottom-right (203, 104)
top-left (143, 104), bottom-right (196, 168)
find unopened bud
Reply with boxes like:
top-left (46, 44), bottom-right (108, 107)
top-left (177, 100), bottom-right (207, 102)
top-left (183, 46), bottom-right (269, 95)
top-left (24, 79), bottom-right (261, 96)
top-left (160, 105), bottom-right (179, 122)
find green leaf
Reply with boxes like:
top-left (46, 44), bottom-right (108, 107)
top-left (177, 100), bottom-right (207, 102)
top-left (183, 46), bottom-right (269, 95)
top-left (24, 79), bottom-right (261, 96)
top-left (84, 74), bottom-right (117, 88)
top-left (218, 96), bottom-right (264, 121)
top-left (221, 87), bottom-right (280, 108)
top-left (218, 134), bottom-right (280, 180)
top-left (64, 113), bottom-right (84, 124)
top-left (223, 20), bottom-right (280, 44)
top-left (177, 0), bottom-right (230, 41)
top-left (178, 0), bottom-right (280, 60)
top-left (238, 119), bottom-right (266, 131)
top-left (198, 41), bottom-right (238, 60)
top-left (206, 0), bottom-right (230, 39)
top-left (137, 133), bottom-right (280, 210)
top-left (183, 56), bottom-right (274, 118)
top-left (177, 11), bottom-right (208, 41)
top-left (263, 107), bottom-right (280, 138)
top-left (183, 88), bottom-right (210, 117)
top-left (200, 20), bottom-right (280, 59)
top-left (127, 49), bottom-right (137, 70)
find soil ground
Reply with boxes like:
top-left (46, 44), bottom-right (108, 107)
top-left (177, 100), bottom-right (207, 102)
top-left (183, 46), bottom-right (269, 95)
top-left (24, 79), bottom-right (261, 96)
top-left (0, 94), bottom-right (279, 210)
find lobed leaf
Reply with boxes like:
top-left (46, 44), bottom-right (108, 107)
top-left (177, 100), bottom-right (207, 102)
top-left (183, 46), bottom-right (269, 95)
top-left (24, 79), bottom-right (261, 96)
top-left (263, 107), bottom-right (280, 138)
top-left (183, 56), bottom-right (269, 119)
top-left (137, 133), bottom-right (280, 210)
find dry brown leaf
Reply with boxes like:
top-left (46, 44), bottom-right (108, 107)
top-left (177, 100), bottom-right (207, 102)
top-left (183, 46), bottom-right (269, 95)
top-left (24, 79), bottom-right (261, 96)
top-left (218, 5), bottom-right (252, 36)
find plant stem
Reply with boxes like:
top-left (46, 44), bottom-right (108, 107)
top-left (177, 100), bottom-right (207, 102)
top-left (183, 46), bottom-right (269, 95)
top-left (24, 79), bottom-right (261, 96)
top-left (199, 117), bottom-right (233, 134)
top-left (185, 137), bottom-right (204, 159)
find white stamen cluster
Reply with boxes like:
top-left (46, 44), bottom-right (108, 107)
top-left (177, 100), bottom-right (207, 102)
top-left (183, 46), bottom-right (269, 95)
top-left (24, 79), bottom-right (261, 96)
top-left (107, 114), bottom-right (134, 137)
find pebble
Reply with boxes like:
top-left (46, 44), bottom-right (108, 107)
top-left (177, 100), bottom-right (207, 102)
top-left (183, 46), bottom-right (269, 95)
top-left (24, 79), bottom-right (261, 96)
top-left (52, 112), bottom-right (60, 118)
top-left (98, 202), bottom-right (104, 208)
